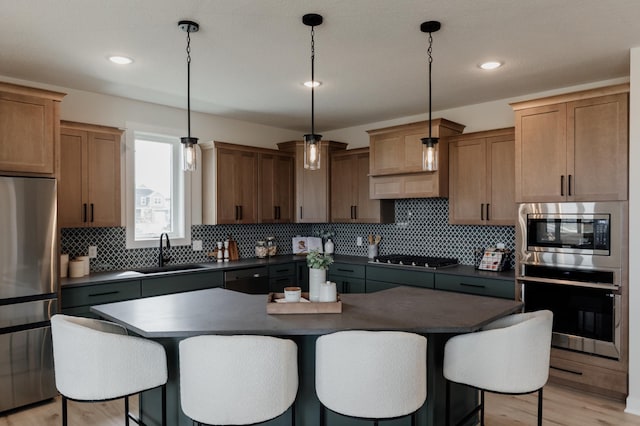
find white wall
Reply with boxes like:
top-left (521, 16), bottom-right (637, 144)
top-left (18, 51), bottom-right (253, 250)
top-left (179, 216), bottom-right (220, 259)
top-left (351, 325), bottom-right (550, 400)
top-left (0, 75), bottom-right (301, 148)
top-left (324, 78), bottom-right (629, 147)
top-left (626, 47), bottom-right (640, 415)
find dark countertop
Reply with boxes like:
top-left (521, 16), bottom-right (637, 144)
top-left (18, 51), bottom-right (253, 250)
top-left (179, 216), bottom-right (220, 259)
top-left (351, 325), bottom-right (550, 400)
top-left (91, 286), bottom-right (523, 338)
top-left (61, 254), bottom-right (514, 288)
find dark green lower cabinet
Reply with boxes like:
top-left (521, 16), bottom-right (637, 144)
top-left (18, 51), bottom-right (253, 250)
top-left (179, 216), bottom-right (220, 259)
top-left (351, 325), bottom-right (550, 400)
top-left (141, 271), bottom-right (223, 297)
top-left (269, 262), bottom-right (299, 293)
top-left (365, 279), bottom-right (398, 293)
top-left (328, 262), bottom-right (366, 294)
top-left (365, 266), bottom-right (435, 293)
top-left (435, 274), bottom-right (515, 299)
top-left (61, 279), bottom-right (142, 318)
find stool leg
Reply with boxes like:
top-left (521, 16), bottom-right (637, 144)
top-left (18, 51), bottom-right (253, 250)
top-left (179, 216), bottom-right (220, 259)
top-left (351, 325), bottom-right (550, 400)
top-left (161, 385), bottom-right (167, 426)
top-left (61, 395), bottom-right (68, 426)
top-left (538, 388), bottom-right (543, 426)
top-left (320, 403), bottom-right (326, 426)
top-left (480, 390), bottom-right (485, 426)
top-left (411, 413), bottom-right (417, 426)
top-left (125, 395), bottom-right (130, 426)
top-left (291, 402), bottom-right (296, 426)
top-left (445, 380), bottom-right (451, 426)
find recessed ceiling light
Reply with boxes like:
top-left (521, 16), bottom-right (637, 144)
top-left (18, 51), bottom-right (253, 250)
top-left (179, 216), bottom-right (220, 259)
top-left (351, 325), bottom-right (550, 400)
top-left (109, 55), bottom-right (134, 65)
top-left (479, 61), bottom-right (502, 70)
top-left (304, 80), bottom-right (321, 88)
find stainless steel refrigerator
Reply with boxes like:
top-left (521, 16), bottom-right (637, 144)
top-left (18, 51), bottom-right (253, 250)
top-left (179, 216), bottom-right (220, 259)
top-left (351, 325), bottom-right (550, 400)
top-left (0, 176), bottom-right (57, 412)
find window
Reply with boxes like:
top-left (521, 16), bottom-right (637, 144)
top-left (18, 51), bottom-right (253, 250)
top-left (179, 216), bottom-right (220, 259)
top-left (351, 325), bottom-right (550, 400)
top-left (125, 123), bottom-right (193, 249)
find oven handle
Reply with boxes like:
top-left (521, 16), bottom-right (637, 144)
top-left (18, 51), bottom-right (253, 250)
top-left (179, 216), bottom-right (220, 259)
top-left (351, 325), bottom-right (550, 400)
top-left (517, 276), bottom-right (620, 292)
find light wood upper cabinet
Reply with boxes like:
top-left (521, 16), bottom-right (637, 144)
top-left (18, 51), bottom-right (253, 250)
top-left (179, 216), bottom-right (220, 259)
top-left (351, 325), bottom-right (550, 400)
top-left (331, 148), bottom-right (394, 223)
top-left (202, 142), bottom-right (294, 224)
top-left (259, 152), bottom-right (294, 223)
top-left (205, 144), bottom-right (258, 224)
top-left (59, 121), bottom-right (122, 228)
top-left (512, 84), bottom-right (628, 202)
top-left (448, 128), bottom-right (515, 226)
top-left (0, 82), bottom-right (65, 176)
top-left (277, 140), bottom-right (347, 223)
top-left (367, 119), bottom-right (465, 199)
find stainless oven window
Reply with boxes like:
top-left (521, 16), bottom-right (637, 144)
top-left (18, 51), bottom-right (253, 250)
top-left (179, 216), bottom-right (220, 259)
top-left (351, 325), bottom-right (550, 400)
top-left (526, 281), bottom-right (614, 342)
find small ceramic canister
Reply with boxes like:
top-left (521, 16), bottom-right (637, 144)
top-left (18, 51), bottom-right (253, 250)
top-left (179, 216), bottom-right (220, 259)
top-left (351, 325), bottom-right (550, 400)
top-left (284, 286), bottom-right (302, 302)
top-left (76, 255), bottom-right (90, 275)
top-left (319, 281), bottom-right (337, 302)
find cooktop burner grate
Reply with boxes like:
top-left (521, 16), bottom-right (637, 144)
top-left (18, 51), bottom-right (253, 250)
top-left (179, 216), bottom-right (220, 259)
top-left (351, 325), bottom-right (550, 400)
top-left (372, 255), bottom-right (458, 269)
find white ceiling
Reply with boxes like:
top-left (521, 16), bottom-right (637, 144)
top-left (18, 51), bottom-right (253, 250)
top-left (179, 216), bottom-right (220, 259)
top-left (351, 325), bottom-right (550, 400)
top-left (2, 0), bottom-right (639, 132)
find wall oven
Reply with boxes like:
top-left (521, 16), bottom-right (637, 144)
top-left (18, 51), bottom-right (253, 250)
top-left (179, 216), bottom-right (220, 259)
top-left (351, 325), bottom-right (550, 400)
top-left (516, 202), bottom-right (627, 360)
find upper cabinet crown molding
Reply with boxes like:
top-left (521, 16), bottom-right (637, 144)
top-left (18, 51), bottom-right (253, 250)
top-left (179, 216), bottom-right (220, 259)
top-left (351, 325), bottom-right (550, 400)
top-left (366, 118), bottom-right (465, 199)
top-left (0, 82), bottom-right (66, 176)
top-left (511, 84), bottom-right (629, 202)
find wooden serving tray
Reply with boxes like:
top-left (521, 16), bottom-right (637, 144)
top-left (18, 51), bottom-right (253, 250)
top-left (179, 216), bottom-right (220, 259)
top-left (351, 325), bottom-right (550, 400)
top-left (266, 292), bottom-right (342, 314)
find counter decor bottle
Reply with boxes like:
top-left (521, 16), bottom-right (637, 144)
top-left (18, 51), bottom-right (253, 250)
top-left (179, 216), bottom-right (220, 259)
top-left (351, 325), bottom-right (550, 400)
top-left (306, 250), bottom-right (334, 302)
top-left (324, 238), bottom-right (334, 255)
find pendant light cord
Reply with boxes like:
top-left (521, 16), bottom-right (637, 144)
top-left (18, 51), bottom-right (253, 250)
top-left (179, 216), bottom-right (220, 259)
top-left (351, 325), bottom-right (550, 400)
top-left (428, 31), bottom-right (433, 140)
top-left (186, 28), bottom-right (193, 138)
top-left (310, 25), bottom-right (316, 136)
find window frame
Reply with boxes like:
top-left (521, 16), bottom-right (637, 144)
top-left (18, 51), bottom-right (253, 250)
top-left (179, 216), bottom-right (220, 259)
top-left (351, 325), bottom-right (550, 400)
top-left (124, 122), bottom-right (194, 249)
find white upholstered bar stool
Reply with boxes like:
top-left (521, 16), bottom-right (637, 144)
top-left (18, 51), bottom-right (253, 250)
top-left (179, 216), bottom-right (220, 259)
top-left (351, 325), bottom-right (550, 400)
top-left (315, 330), bottom-right (427, 426)
top-left (179, 335), bottom-right (298, 425)
top-left (51, 314), bottom-right (168, 426)
top-left (443, 310), bottom-right (553, 426)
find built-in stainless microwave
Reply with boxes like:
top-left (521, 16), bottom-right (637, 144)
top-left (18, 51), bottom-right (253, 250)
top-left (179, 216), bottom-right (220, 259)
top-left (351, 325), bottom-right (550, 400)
top-left (516, 201), bottom-right (626, 273)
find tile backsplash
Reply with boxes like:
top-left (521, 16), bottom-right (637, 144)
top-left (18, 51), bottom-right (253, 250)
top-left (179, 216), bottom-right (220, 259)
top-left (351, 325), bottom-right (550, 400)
top-left (62, 198), bottom-right (515, 272)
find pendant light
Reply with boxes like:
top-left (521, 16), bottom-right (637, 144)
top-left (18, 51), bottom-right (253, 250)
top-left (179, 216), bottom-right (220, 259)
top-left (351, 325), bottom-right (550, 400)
top-left (302, 13), bottom-right (323, 170)
top-left (420, 20), bottom-right (441, 172)
top-left (178, 20), bottom-right (199, 172)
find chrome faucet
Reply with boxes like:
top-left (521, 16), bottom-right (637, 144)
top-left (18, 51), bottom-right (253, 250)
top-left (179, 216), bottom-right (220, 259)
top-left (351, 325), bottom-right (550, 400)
top-left (159, 233), bottom-right (171, 267)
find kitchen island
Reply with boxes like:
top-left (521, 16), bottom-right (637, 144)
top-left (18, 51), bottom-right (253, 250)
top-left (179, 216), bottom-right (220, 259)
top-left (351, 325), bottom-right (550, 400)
top-left (92, 286), bottom-right (522, 426)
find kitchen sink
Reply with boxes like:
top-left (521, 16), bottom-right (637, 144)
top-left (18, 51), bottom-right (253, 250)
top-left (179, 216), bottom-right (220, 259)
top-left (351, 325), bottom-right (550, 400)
top-left (132, 264), bottom-right (206, 274)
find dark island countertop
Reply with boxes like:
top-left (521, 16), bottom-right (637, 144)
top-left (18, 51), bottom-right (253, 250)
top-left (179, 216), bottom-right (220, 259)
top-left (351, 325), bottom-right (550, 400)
top-left (91, 286), bottom-right (523, 338)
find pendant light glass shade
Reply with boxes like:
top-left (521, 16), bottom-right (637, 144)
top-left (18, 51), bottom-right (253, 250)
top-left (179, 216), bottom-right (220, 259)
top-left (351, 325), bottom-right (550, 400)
top-left (181, 136), bottom-right (198, 172)
top-left (303, 133), bottom-right (322, 170)
top-left (421, 20), bottom-right (441, 172)
top-left (303, 13), bottom-right (323, 170)
top-left (179, 20), bottom-right (199, 172)
top-left (421, 137), bottom-right (438, 171)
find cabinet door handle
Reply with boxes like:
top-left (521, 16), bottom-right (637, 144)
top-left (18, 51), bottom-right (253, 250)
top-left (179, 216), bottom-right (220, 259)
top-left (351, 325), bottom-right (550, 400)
top-left (550, 365), bottom-right (583, 376)
top-left (88, 291), bottom-right (119, 298)
top-left (235, 206), bottom-right (239, 221)
top-left (337, 268), bottom-right (355, 273)
top-left (460, 282), bottom-right (486, 289)
top-left (90, 203), bottom-right (94, 222)
top-left (486, 203), bottom-right (490, 221)
top-left (480, 204), bottom-right (484, 220)
top-left (277, 206), bottom-right (281, 220)
top-left (300, 206), bottom-right (303, 220)
top-left (239, 205), bottom-right (243, 220)
top-left (560, 175), bottom-right (565, 196)
top-left (568, 175), bottom-right (572, 196)
top-left (83, 203), bottom-right (87, 223)
top-left (353, 205), bottom-right (357, 220)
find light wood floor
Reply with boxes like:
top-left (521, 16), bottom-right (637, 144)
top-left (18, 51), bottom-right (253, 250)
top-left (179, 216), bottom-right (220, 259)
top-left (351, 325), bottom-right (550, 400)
top-left (2, 383), bottom-right (640, 425)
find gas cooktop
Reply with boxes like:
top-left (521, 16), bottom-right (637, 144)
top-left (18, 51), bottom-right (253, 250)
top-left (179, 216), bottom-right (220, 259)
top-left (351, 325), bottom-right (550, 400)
top-left (371, 255), bottom-right (459, 269)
